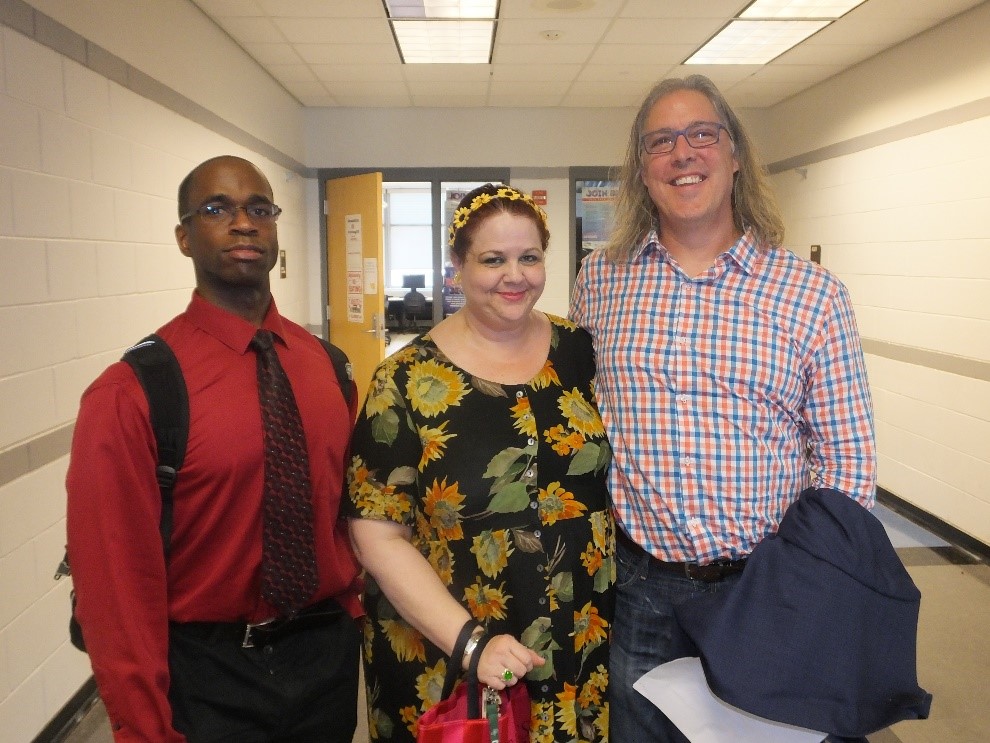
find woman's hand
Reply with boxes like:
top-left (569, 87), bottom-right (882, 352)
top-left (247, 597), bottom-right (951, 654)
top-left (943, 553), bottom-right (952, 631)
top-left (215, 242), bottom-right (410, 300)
top-left (471, 633), bottom-right (546, 690)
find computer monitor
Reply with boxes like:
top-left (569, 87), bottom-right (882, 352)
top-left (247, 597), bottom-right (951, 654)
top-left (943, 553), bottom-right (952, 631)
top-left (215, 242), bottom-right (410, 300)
top-left (403, 274), bottom-right (426, 290)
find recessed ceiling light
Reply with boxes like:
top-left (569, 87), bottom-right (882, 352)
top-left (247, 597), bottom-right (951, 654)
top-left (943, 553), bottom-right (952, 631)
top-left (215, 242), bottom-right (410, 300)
top-left (384, 1), bottom-right (498, 64)
top-left (383, 0), bottom-right (497, 19)
top-left (739, 0), bottom-right (866, 19)
top-left (685, 19), bottom-right (829, 65)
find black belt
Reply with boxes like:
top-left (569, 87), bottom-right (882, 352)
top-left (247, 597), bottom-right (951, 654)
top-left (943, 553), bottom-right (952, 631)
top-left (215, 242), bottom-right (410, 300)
top-left (616, 528), bottom-right (747, 583)
top-left (175, 597), bottom-right (345, 649)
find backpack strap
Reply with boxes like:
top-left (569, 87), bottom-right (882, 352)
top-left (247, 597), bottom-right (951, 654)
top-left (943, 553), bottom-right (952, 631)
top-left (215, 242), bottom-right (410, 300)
top-left (314, 336), bottom-right (355, 406)
top-left (122, 334), bottom-right (188, 557)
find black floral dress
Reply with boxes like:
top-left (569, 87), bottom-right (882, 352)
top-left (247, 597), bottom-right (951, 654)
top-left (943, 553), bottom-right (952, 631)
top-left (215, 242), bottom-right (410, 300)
top-left (345, 314), bottom-right (614, 742)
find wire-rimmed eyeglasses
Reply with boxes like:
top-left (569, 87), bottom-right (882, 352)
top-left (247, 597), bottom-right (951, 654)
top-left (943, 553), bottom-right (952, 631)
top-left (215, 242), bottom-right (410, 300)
top-left (180, 202), bottom-right (282, 224)
top-left (640, 122), bottom-right (730, 155)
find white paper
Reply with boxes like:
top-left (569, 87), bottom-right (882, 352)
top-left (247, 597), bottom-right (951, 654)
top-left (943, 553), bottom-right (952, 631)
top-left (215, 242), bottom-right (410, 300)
top-left (633, 658), bottom-right (827, 743)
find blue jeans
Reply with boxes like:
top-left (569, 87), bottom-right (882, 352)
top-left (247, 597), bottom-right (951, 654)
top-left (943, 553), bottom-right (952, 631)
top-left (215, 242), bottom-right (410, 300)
top-left (610, 535), bottom-right (743, 743)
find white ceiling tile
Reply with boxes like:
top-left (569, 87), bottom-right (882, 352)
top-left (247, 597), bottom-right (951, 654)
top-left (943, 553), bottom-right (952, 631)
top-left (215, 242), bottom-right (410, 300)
top-left (603, 18), bottom-right (728, 45)
top-left (495, 17), bottom-right (611, 45)
top-left (294, 43), bottom-right (402, 65)
top-left (309, 64), bottom-right (406, 83)
top-left (216, 17), bottom-right (286, 44)
top-left (492, 43), bottom-right (597, 64)
top-left (256, 0), bottom-right (386, 17)
top-left (241, 42), bottom-right (305, 65)
top-left (273, 18), bottom-right (396, 45)
top-left (491, 64), bottom-right (582, 82)
top-left (499, 0), bottom-right (626, 20)
top-left (192, 0), bottom-right (973, 109)
top-left (589, 44), bottom-right (697, 66)
top-left (265, 64), bottom-right (318, 82)
top-left (193, 0), bottom-right (265, 17)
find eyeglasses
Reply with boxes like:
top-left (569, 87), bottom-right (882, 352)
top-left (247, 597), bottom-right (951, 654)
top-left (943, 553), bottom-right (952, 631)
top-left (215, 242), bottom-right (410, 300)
top-left (180, 202), bottom-right (282, 224)
top-left (640, 122), bottom-right (729, 155)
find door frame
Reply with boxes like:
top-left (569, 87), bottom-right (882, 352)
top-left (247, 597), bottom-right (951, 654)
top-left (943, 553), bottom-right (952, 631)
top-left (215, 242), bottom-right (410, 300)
top-left (318, 167), bottom-right (509, 335)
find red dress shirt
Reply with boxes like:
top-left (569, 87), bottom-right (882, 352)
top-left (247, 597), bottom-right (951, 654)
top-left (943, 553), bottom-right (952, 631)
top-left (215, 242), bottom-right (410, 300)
top-left (66, 292), bottom-right (362, 742)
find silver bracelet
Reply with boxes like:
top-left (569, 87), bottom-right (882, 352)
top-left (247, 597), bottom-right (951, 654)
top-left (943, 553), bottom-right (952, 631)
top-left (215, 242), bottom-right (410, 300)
top-left (461, 627), bottom-right (486, 669)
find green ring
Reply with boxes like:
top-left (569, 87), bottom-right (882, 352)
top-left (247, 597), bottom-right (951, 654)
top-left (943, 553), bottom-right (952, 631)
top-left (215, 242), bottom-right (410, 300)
top-left (502, 669), bottom-right (513, 681)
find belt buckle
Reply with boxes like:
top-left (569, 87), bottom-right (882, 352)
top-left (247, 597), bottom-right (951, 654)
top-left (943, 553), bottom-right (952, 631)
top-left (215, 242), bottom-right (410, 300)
top-left (242, 618), bottom-right (277, 648)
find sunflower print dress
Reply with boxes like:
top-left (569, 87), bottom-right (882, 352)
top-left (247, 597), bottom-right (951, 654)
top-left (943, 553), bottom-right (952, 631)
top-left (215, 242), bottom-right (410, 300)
top-left (345, 314), bottom-right (614, 743)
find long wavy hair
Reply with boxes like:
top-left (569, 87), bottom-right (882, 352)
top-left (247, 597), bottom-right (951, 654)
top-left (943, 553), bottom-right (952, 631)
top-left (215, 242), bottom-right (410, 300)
top-left (604, 75), bottom-right (784, 262)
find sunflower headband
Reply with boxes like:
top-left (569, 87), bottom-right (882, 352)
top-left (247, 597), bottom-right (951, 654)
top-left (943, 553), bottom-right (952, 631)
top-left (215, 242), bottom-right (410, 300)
top-left (448, 185), bottom-right (548, 248)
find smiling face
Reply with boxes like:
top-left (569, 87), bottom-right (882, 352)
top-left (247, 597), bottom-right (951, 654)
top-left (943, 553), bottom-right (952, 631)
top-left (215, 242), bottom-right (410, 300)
top-left (174, 157), bottom-right (278, 302)
top-left (640, 89), bottom-right (739, 241)
top-left (453, 212), bottom-right (546, 332)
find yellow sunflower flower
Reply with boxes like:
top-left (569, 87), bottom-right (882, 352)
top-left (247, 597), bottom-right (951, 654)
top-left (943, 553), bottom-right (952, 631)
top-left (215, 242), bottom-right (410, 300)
top-left (463, 580), bottom-right (510, 621)
top-left (543, 424), bottom-right (585, 456)
top-left (558, 388), bottom-right (606, 438)
top-left (418, 420), bottom-right (455, 470)
top-left (400, 706), bottom-right (418, 737)
top-left (531, 700), bottom-right (556, 743)
top-left (578, 678), bottom-right (603, 708)
top-left (415, 658), bottom-right (447, 710)
top-left (538, 481), bottom-right (588, 525)
top-left (574, 601), bottom-right (609, 652)
top-left (581, 541), bottom-right (603, 576)
top-left (588, 664), bottom-right (608, 692)
top-left (423, 477), bottom-right (465, 541)
top-left (365, 364), bottom-right (401, 417)
top-left (549, 314), bottom-right (578, 331)
top-left (555, 683), bottom-right (580, 737)
top-left (530, 359), bottom-right (561, 390)
top-left (380, 618), bottom-right (426, 662)
top-left (595, 703), bottom-right (609, 740)
top-left (407, 359), bottom-right (468, 417)
top-left (589, 510), bottom-right (609, 551)
top-left (510, 396), bottom-right (537, 438)
top-left (426, 538), bottom-right (455, 585)
top-left (471, 529), bottom-right (512, 578)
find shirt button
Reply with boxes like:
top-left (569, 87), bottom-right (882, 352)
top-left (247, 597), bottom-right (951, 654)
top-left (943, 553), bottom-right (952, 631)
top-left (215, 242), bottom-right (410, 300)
top-left (534, 530), bottom-right (542, 538)
top-left (525, 469), bottom-right (534, 477)
top-left (527, 438), bottom-right (536, 446)
top-left (529, 501), bottom-right (538, 509)
top-left (516, 390), bottom-right (524, 398)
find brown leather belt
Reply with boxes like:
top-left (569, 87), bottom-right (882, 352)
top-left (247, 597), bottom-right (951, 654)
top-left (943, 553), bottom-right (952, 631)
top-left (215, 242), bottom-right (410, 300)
top-left (616, 528), bottom-right (747, 583)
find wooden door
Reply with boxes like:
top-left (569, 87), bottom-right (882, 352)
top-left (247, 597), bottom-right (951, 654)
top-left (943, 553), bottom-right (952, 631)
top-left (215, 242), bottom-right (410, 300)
top-left (326, 173), bottom-right (385, 404)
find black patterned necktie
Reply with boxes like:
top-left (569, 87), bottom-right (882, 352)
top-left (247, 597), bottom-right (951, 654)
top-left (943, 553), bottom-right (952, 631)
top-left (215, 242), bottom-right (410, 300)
top-left (251, 329), bottom-right (319, 615)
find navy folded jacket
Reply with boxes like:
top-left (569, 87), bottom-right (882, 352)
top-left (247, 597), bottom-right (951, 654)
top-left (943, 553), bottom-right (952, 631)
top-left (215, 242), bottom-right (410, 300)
top-left (675, 487), bottom-right (932, 738)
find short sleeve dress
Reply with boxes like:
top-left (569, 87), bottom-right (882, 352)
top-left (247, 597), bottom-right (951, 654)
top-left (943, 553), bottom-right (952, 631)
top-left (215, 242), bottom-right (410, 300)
top-left (345, 314), bottom-right (614, 742)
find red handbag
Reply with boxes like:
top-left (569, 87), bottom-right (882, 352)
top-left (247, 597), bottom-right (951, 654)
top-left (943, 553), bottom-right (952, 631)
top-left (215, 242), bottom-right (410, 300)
top-left (417, 631), bottom-right (531, 743)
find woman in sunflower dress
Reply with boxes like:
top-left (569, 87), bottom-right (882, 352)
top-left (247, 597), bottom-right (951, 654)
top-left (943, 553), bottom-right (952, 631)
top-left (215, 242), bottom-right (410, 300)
top-left (345, 184), bottom-right (614, 742)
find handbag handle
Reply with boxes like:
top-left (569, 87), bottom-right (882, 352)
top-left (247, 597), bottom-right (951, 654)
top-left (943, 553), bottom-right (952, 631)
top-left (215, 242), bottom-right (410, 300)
top-left (440, 626), bottom-right (494, 720)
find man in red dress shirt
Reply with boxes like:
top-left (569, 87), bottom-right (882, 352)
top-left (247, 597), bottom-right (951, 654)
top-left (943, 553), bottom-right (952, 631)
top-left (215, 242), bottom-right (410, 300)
top-left (67, 156), bottom-right (362, 742)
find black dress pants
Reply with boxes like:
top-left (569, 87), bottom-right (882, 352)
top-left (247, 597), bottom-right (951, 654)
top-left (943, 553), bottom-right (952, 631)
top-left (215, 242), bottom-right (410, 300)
top-left (168, 612), bottom-right (361, 743)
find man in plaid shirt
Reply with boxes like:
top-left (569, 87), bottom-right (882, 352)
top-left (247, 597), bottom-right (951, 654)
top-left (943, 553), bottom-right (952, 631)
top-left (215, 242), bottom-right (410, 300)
top-left (570, 75), bottom-right (876, 742)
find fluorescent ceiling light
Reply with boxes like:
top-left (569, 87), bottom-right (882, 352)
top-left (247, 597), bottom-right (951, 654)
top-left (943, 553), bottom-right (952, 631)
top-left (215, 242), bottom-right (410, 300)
top-left (685, 19), bottom-right (829, 65)
top-left (739, 0), bottom-right (866, 19)
top-left (384, 1), bottom-right (497, 20)
top-left (384, 1), bottom-right (498, 63)
top-left (393, 20), bottom-right (495, 63)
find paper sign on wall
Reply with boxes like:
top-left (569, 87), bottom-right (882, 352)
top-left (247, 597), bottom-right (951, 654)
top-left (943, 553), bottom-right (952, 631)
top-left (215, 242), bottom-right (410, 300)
top-left (345, 214), bottom-right (364, 322)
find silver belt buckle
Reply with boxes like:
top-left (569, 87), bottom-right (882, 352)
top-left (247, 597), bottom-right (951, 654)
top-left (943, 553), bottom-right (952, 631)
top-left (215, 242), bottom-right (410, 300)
top-left (242, 618), bottom-right (277, 648)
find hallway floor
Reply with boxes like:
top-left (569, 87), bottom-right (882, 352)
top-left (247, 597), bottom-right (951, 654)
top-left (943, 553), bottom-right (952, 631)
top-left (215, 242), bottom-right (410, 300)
top-left (54, 500), bottom-right (989, 743)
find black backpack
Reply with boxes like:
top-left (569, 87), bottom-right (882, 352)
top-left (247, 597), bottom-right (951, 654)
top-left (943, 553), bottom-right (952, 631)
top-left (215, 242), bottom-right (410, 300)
top-left (55, 332), bottom-right (354, 652)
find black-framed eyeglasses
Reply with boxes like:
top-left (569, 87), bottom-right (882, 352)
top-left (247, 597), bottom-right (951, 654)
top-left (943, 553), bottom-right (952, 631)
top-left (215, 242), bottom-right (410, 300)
top-left (640, 122), bottom-right (729, 155)
top-left (179, 202), bottom-right (282, 224)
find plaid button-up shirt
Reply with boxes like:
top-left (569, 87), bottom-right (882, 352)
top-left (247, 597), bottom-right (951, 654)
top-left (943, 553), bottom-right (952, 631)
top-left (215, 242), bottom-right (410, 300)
top-left (570, 230), bottom-right (875, 563)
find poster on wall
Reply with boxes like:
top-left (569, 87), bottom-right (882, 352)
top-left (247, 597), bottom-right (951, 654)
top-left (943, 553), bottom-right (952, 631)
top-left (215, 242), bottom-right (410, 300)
top-left (580, 183), bottom-right (618, 252)
top-left (346, 214), bottom-right (363, 322)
